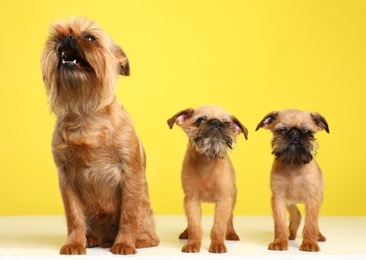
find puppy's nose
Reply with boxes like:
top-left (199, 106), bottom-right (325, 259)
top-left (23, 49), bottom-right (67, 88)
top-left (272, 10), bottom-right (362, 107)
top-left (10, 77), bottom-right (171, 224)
top-left (290, 129), bottom-right (300, 140)
top-left (210, 119), bottom-right (222, 128)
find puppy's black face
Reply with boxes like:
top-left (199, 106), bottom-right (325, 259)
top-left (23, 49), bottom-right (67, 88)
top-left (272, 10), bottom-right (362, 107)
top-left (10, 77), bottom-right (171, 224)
top-left (193, 117), bottom-right (236, 159)
top-left (271, 126), bottom-right (316, 165)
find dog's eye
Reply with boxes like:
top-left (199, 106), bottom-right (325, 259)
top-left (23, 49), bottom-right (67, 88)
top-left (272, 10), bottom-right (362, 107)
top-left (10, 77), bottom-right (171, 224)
top-left (303, 129), bottom-right (313, 135)
top-left (84, 34), bottom-right (97, 44)
top-left (195, 117), bottom-right (206, 125)
top-left (276, 128), bottom-right (288, 133)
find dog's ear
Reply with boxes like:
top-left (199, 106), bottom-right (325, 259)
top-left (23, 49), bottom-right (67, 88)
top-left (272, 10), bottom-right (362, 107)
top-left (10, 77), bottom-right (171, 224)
top-left (230, 116), bottom-right (248, 140)
top-left (311, 112), bottom-right (330, 133)
top-left (167, 108), bottom-right (195, 129)
top-left (113, 45), bottom-right (130, 76)
top-left (255, 112), bottom-right (278, 131)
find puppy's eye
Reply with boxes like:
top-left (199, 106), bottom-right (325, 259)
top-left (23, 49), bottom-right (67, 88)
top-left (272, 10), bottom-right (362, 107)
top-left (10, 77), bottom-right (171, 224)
top-left (303, 129), bottom-right (313, 135)
top-left (84, 34), bottom-right (97, 44)
top-left (195, 117), bottom-right (206, 125)
top-left (276, 128), bottom-right (288, 133)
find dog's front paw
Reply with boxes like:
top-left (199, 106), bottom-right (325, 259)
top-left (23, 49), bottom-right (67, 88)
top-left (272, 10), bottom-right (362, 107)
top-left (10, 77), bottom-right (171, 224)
top-left (300, 240), bottom-right (320, 252)
top-left (209, 241), bottom-right (227, 253)
top-left (182, 241), bottom-right (200, 253)
top-left (110, 243), bottom-right (137, 255)
top-left (60, 243), bottom-right (86, 255)
top-left (268, 239), bottom-right (288, 251)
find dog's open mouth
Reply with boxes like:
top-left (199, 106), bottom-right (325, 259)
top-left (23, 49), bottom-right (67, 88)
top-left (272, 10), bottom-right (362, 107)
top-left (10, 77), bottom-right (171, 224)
top-left (59, 46), bottom-right (92, 71)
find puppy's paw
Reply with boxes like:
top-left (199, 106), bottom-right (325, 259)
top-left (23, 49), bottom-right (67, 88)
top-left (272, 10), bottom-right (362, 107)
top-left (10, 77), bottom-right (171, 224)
top-left (268, 239), bottom-right (288, 251)
top-left (182, 241), bottom-right (200, 253)
top-left (226, 232), bottom-right (240, 241)
top-left (60, 243), bottom-right (86, 255)
top-left (179, 229), bottom-right (188, 239)
top-left (318, 232), bottom-right (326, 242)
top-left (300, 240), bottom-right (320, 252)
top-left (136, 237), bottom-right (160, 248)
top-left (86, 235), bottom-right (98, 248)
top-left (209, 241), bottom-right (227, 253)
top-left (110, 243), bottom-right (137, 255)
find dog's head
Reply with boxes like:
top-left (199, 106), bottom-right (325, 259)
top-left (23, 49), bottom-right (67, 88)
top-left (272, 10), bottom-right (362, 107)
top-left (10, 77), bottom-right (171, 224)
top-left (40, 17), bottom-right (129, 115)
top-left (168, 105), bottom-right (248, 159)
top-left (256, 109), bottom-right (329, 165)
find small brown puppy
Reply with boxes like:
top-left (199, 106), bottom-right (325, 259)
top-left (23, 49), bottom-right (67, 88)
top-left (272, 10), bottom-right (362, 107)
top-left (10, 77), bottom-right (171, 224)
top-left (256, 109), bottom-right (329, 252)
top-left (167, 105), bottom-right (248, 253)
top-left (40, 17), bottom-right (159, 255)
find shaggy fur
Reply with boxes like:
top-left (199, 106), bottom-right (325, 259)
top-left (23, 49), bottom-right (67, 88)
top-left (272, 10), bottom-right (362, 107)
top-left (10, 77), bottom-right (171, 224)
top-left (40, 17), bottom-right (159, 255)
top-left (256, 109), bottom-right (329, 252)
top-left (167, 105), bottom-right (248, 253)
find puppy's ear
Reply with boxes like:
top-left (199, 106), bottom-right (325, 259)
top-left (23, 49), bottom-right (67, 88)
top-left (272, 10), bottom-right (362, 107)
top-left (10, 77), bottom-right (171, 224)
top-left (230, 116), bottom-right (248, 140)
top-left (167, 108), bottom-right (195, 129)
top-left (311, 113), bottom-right (330, 133)
top-left (113, 45), bottom-right (130, 76)
top-left (255, 112), bottom-right (278, 131)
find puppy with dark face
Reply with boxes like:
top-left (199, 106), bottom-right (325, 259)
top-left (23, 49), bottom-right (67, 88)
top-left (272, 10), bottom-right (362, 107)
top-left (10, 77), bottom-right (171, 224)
top-left (40, 17), bottom-right (159, 255)
top-left (168, 105), bottom-right (248, 253)
top-left (256, 109), bottom-right (329, 252)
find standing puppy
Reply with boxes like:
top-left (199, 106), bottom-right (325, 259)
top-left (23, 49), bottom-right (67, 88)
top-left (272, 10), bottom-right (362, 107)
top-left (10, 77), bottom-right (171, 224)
top-left (167, 105), bottom-right (248, 253)
top-left (256, 109), bottom-right (329, 252)
top-left (40, 17), bottom-right (159, 255)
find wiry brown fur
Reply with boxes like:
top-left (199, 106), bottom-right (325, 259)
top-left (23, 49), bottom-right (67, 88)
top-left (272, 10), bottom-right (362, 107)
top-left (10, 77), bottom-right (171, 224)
top-left (256, 109), bottom-right (329, 252)
top-left (168, 105), bottom-right (248, 253)
top-left (40, 17), bottom-right (159, 255)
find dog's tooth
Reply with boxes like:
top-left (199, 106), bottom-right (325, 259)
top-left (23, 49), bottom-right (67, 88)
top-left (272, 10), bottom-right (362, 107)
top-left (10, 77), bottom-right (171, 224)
top-left (72, 60), bottom-right (76, 64)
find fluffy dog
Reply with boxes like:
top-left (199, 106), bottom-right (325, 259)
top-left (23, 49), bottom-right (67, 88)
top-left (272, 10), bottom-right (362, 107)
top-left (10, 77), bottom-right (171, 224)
top-left (256, 109), bottom-right (329, 252)
top-left (40, 17), bottom-right (159, 255)
top-left (167, 105), bottom-right (248, 253)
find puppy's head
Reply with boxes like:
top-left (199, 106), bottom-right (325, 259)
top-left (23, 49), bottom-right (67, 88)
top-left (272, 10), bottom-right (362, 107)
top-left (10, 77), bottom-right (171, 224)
top-left (40, 17), bottom-right (129, 115)
top-left (256, 109), bottom-right (329, 165)
top-left (167, 105), bottom-right (248, 159)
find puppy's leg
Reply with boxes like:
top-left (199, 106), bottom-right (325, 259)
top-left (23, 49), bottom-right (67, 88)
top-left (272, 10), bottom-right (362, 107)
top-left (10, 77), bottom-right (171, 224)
top-left (300, 199), bottom-right (322, 252)
top-left (59, 185), bottom-right (87, 255)
top-left (111, 165), bottom-right (144, 255)
top-left (182, 196), bottom-right (202, 253)
top-left (226, 214), bottom-right (240, 241)
top-left (287, 204), bottom-right (301, 240)
top-left (268, 195), bottom-right (289, 251)
top-left (135, 206), bottom-right (160, 248)
top-left (209, 199), bottom-right (232, 253)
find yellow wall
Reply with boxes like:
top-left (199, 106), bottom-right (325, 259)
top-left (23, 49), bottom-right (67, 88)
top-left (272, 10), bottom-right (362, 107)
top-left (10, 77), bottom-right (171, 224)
top-left (0, 0), bottom-right (365, 216)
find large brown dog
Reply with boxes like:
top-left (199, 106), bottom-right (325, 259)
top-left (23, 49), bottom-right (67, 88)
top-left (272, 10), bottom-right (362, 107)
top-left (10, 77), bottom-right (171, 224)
top-left (256, 109), bottom-right (329, 252)
top-left (168, 105), bottom-right (248, 253)
top-left (40, 17), bottom-right (159, 255)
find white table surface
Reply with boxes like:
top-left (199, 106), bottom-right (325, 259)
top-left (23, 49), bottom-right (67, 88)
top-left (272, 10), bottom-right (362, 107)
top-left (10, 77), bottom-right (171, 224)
top-left (0, 215), bottom-right (365, 259)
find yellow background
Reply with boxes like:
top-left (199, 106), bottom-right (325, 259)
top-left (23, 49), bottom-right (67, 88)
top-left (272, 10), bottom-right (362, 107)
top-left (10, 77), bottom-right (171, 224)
top-left (0, 0), bottom-right (365, 216)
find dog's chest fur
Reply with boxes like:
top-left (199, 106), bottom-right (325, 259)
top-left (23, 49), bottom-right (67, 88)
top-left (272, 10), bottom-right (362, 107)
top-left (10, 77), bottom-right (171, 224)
top-left (51, 110), bottom-right (130, 213)
top-left (182, 153), bottom-right (236, 202)
top-left (270, 160), bottom-right (323, 203)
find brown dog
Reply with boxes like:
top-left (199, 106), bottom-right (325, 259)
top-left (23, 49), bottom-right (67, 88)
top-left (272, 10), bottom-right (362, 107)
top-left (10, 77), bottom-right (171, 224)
top-left (167, 105), bottom-right (248, 253)
top-left (40, 17), bottom-right (159, 255)
top-left (256, 109), bottom-right (329, 252)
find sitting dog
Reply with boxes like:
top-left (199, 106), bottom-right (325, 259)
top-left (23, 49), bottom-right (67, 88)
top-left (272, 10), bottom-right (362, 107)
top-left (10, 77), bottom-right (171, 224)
top-left (256, 109), bottom-right (329, 252)
top-left (167, 105), bottom-right (248, 253)
top-left (40, 17), bottom-right (159, 255)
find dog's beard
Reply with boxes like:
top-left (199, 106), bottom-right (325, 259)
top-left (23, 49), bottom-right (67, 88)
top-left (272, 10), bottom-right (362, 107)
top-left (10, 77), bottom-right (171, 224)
top-left (272, 135), bottom-right (316, 165)
top-left (193, 128), bottom-right (235, 159)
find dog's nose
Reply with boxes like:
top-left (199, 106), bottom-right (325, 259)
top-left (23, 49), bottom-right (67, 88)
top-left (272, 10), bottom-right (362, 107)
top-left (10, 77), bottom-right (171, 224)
top-left (210, 119), bottom-right (221, 128)
top-left (289, 129), bottom-right (300, 140)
